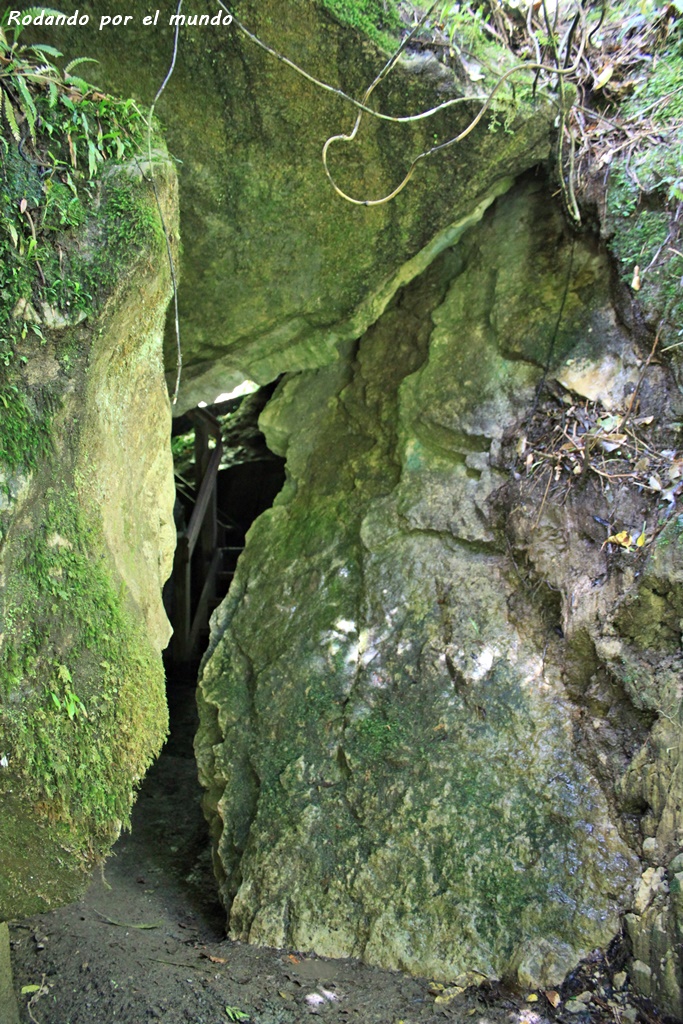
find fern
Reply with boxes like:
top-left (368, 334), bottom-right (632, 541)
top-left (30, 43), bottom-right (63, 59)
top-left (14, 75), bottom-right (37, 141)
top-left (64, 56), bottom-right (98, 76)
top-left (1, 88), bottom-right (20, 141)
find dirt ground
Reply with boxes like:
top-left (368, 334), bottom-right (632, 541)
top-left (8, 680), bottom-right (663, 1024)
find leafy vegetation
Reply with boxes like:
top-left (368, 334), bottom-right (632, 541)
top-left (0, 47), bottom-right (167, 555)
top-left (224, 1007), bottom-right (251, 1022)
top-left (596, 3), bottom-right (683, 335)
top-left (0, 10), bottom-right (158, 471)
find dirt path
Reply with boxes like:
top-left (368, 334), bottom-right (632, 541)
top-left (8, 683), bottom-right (655, 1024)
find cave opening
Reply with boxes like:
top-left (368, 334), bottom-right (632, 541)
top-left (162, 380), bottom-right (286, 751)
top-left (100, 383), bottom-right (286, 937)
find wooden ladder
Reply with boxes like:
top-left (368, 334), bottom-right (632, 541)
top-left (170, 408), bottom-right (224, 665)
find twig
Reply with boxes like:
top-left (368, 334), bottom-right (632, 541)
top-left (533, 466), bottom-right (554, 530)
top-left (26, 974), bottom-right (48, 1024)
top-left (93, 908), bottom-right (163, 929)
top-left (618, 327), bottom-right (661, 433)
top-left (147, 956), bottom-right (211, 971)
top-left (590, 467), bottom-right (639, 481)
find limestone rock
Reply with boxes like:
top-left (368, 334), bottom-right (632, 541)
top-left (196, 181), bottom-right (639, 987)
top-left (36, 0), bottom-right (555, 411)
top-left (0, 923), bottom-right (19, 1024)
top-left (0, 156), bottom-right (178, 920)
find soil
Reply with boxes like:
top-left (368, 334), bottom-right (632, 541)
top-left (8, 679), bottom-right (660, 1024)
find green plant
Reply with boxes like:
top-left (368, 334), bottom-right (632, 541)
top-left (47, 664), bottom-right (88, 720)
top-left (225, 1007), bottom-right (250, 1022)
top-left (0, 6), bottom-right (153, 398)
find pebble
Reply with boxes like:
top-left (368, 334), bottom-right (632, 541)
top-left (565, 992), bottom-right (592, 1014)
top-left (613, 971), bottom-right (627, 990)
top-left (565, 1000), bottom-right (588, 1014)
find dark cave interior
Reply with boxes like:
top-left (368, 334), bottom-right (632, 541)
top-left (162, 384), bottom-right (285, 750)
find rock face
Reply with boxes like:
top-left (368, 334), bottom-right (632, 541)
top-left (32, 0), bottom-right (554, 411)
top-left (196, 179), bottom-right (647, 988)
top-left (25, 2), bottom-right (683, 1010)
top-left (0, 156), bottom-right (178, 919)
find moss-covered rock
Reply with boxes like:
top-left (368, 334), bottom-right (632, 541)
top-left (0, 152), bottom-right (178, 919)
top-left (196, 180), bottom-right (639, 987)
top-left (0, 922), bottom-right (19, 1024)
top-left (24, 0), bottom-right (555, 410)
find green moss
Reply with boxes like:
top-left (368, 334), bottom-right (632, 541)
top-left (42, 179), bottom-right (162, 317)
top-left (318, 0), bottom-right (400, 45)
top-left (0, 386), bottom-right (52, 472)
top-left (0, 486), bottom-right (167, 848)
top-left (0, 168), bottom-right (164, 474)
top-left (606, 154), bottom-right (683, 326)
top-left (603, 21), bottom-right (683, 337)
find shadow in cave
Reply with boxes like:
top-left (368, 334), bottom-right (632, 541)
top-left (163, 381), bottom-right (285, 752)
top-left (119, 384), bottom-right (285, 936)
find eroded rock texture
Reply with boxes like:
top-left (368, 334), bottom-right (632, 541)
top-left (0, 158), bottom-right (178, 919)
top-left (196, 179), bottom-right (655, 990)
top-left (33, 0), bottom-right (554, 410)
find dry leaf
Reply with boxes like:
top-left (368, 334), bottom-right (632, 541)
top-left (545, 990), bottom-right (561, 1008)
top-left (603, 530), bottom-right (633, 550)
top-left (526, 993), bottom-right (539, 1002)
top-left (599, 438), bottom-right (625, 453)
top-left (631, 265), bottom-right (641, 290)
top-left (594, 65), bottom-right (614, 88)
top-left (649, 475), bottom-right (662, 491)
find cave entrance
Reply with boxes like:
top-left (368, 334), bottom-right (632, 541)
top-left (163, 383), bottom-right (285, 723)
top-left (95, 386), bottom-right (286, 943)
